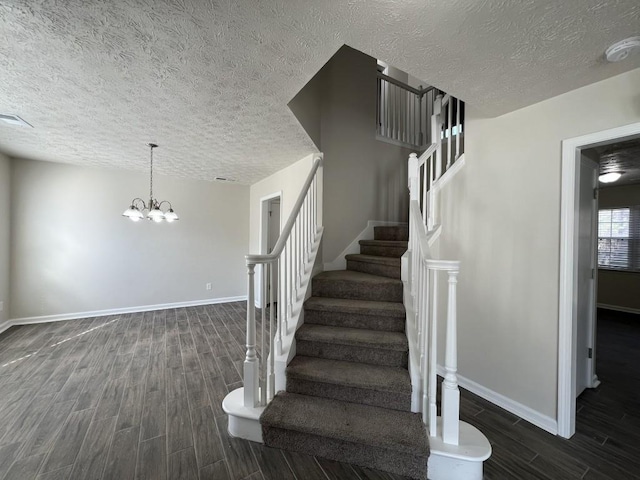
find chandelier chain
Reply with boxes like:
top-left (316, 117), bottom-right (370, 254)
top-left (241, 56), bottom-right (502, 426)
top-left (149, 144), bottom-right (154, 202)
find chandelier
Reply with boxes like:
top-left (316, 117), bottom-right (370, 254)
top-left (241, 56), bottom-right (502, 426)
top-left (122, 143), bottom-right (179, 223)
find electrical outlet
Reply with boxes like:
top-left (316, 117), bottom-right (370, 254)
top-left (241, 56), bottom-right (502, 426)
top-left (0, 301), bottom-right (3, 312)
top-left (205, 283), bottom-right (212, 291)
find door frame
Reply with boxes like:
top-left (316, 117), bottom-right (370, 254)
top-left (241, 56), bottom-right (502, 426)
top-left (558, 121), bottom-right (640, 438)
top-left (257, 191), bottom-right (282, 308)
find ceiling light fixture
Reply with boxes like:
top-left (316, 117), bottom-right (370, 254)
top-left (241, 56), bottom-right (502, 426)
top-left (599, 171), bottom-right (624, 184)
top-left (605, 37), bottom-right (640, 62)
top-left (123, 143), bottom-right (179, 223)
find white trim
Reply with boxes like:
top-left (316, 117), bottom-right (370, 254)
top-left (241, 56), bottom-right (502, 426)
top-left (427, 224), bottom-right (442, 247)
top-left (8, 295), bottom-right (247, 326)
top-left (323, 220), bottom-right (407, 271)
top-left (558, 121), bottom-right (640, 439)
top-left (432, 154), bottom-right (466, 191)
top-left (597, 303), bottom-right (640, 315)
top-left (436, 366), bottom-right (558, 435)
top-left (0, 321), bottom-right (10, 334)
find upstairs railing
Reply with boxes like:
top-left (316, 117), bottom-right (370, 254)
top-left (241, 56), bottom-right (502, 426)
top-left (377, 70), bottom-right (465, 157)
top-left (405, 90), bottom-right (463, 445)
top-left (244, 156), bottom-right (323, 408)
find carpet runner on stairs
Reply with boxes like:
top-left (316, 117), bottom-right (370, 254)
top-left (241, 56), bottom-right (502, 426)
top-left (260, 225), bottom-right (430, 480)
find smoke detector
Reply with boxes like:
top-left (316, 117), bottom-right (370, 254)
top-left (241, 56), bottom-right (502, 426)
top-left (605, 37), bottom-right (640, 62)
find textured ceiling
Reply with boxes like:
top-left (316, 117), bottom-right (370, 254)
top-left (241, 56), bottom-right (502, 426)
top-left (592, 137), bottom-right (640, 188)
top-left (1, 0), bottom-right (639, 184)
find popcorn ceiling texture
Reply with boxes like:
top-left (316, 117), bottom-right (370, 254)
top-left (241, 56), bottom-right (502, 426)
top-left (1, 0), bottom-right (639, 184)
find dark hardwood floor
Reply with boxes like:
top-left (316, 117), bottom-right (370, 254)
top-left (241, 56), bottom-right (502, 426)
top-left (0, 303), bottom-right (638, 479)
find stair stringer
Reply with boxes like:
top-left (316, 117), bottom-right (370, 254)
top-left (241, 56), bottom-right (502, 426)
top-left (223, 227), bottom-right (324, 443)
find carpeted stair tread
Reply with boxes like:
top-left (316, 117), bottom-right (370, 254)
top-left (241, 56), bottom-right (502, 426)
top-left (287, 356), bottom-right (411, 394)
top-left (261, 392), bottom-right (428, 457)
top-left (312, 270), bottom-right (403, 302)
top-left (296, 324), bottom-right (407, 351)
top-left (358, 240), bottom-right (408, 258)
top-left (345, 254), bottom-right (401, 266)
top-left (374, 225), bottom-right (409, 241)
top-left (304, 296), bottom-right (405, 317)
top-left (345, 254), bottom-right (402, 279)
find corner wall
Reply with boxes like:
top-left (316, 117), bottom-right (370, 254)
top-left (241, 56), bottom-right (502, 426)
top-left (10, 158), bottom-right (249, 319)
top-left (289, 45), bottom-right (413, 264)
top-left (438, 68), bottom-right (640, 422)
top-left (0, 153), bottom-right (10, 326)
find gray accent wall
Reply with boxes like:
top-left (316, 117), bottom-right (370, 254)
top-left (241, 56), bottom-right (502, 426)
top-left (10, 158), bottom-right (249, 319)
top-left (289, 45), bottom-right (413, 264)
top-left (0, 153), bottom-right (10, 325)
top-left (598, 183), bottom-right (640, 312)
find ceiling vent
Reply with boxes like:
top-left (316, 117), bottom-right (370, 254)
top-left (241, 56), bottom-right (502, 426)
top-left (0, 114), bottom-right (33, 127)
top-left (605, 37), bottom-right (640, 62)
top-left (215, 177), bottom-right (236, 182)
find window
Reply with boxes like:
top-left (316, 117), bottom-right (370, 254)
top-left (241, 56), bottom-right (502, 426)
top-left (598, 206), bottom-right (640, 271)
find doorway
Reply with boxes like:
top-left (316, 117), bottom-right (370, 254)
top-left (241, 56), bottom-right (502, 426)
top-left (259, 192), bottom-right (282, 308)
top-left (558, 122), bottom-right (640, 438)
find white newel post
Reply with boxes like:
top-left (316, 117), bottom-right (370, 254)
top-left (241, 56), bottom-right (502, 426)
top-left (408, 153), bottom-right (419, 201)
top-left (441, 268), bottom-right (460, 445)
top-left (244, 263), bottom-right (259, 407)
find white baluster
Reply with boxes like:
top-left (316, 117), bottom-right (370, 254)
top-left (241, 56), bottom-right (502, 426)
top-left (428, 268), bottom-right (438, 437)
top-left (434, 96), bottom-right (443, 181)
top-left (274, 260), bottom-right (282, 355)
top-left (269, 260), bottom-right (276, 399)
top-left (417, 259), bottom-right (424, 379)
top-left (421, 263), bottom-right (430, 424)
top-left (260, 263), bottom-right (267, 405)
top-left (447, 99), bottom-right (452, 169)
top-left (442, 268), bottom-right (460, 445)
top-left (287, 237), bottom-right (293, 321)
top-left (408, 153), bottom-right (419, 297)
top-left (408, 153), bottom-right (419, 201)
top-left (456, 98), bottom-right (461, 160)
top-left (422, 162), bottom-right (428, 225)
top-left (244, 264), bottom-right (259, 407)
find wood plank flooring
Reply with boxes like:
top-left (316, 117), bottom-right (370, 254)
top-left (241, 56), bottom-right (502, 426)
top-left (0, 303), bottom-right (638, 479)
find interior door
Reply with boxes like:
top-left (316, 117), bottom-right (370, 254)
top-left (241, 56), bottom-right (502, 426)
top-left (576, 155), bottom-right (598, 397)
top-left (267, 199), bottom-right (281, 305)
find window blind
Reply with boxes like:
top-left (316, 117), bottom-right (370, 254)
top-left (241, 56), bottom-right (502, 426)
top-left (598, 205), bottom-right (640, 272)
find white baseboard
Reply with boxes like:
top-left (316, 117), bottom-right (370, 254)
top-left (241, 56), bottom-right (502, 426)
top-left (324, 220), bottom-right (407, 271)
top-left (436, 365), bottom-right (558, 435)
top-left (8, 295), bottom-right (247, 327)
top-left (597, 303), bottom-right (640, 315)
top-left (0, 320), bottom-right (11, 335)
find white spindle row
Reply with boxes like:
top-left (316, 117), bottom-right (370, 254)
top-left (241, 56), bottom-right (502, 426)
top-left (244, 157), bottom-right (323, 408)
top-left (407, 90), bottom-right (462, 445)
top-left (408, 166), bottom-right (461, 445)
top-left (376, 73), bottom-right (437, 149)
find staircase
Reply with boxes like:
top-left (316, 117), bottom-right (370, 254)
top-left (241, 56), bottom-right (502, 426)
top-left (260, 226), bottom-right (429, 480)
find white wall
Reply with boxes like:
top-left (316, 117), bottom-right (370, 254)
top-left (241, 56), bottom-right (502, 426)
top-left (10, 158), bottom-right (249, 319)
top-left (248, 154), bottom-right (319, 306)
top-left (438, 68), bottom-right (640, 421)
top-left (249, 153), bottom-right (317, 256)
top-left (0, 153), bottom-right (10, 326)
